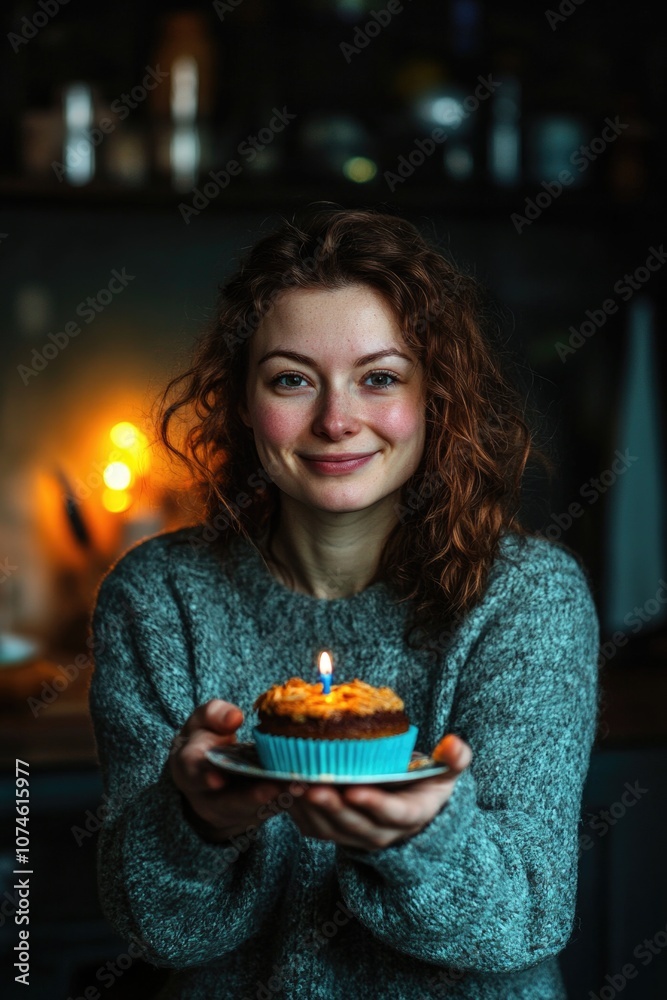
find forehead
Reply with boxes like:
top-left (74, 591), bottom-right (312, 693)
top-left (253, 284), bottom-right (405, 349)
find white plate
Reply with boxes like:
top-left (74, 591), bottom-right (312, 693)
top-left (206, 741), bottom-right (449, 785)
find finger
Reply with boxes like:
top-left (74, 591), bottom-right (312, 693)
top-left (204, 768), bottom-right (227, 791)
top-left (173, 704), bottom-right (246, 787)
top-left (173, 732), bottom-right (243, 794)
top-left (214, 777), bottom-right (285, 814)
top-left (341, 772), bottom-right (459, 826)
top-left (431, 734), bottom-right (472, 772)
top-left (181, 699), bottom-right (244, 738)
top-left (197, 777), bottom-right (287, 828)
top-left (175, 756), bottom-right (229, 796)
top-left (304, 787), bottom-right (400, 842)
top-left (337, 785), bottom-right (423, 827)
top-left (294, 801), bottom-right (377, 850)
top-left (276, 779), bottom-right (310, 799)
top-left (291, 798), bottom-right (370, 846)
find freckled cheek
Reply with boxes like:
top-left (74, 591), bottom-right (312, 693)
top-left (252, 404), bottom-right (304, 447)
top-left (378, 402), bottom-right (425, 444)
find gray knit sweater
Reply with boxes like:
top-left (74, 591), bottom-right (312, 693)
top-left (88, 525), bottom-right (599, 1000)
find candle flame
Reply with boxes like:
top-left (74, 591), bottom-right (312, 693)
top-left (318, 650), bottom-right (332, 675)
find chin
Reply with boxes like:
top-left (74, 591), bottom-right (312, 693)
top-left (304, 488), bottom-right (391, 513)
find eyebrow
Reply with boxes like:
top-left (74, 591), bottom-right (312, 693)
top-left (257, 348), bottom-right (415, 368)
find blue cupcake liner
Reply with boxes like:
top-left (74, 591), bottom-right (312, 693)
top-left (252, 724), bottom-right (418, 778)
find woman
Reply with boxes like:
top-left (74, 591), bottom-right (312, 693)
top-left (89, 207), bottom-right (600, 1000)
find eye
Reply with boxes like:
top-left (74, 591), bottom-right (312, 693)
top-left (269, 370), bottom-right (401, 390)
top-left (364, 370), bottom-right (400, 389)
top-left (270, 373), bottom-right (308, 388)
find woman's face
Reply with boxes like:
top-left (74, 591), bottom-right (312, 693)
top-left (239, 283), bottom-right (426, 516)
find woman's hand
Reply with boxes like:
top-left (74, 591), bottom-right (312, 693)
top-left (287, 734), bottom-right (472, 852)
top-left (169, 699), bottom-right (303, 843)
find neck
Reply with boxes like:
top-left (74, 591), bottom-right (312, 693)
top-left (261, 495), bottom-right (399, 599)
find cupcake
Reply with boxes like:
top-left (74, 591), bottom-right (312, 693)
top-left (252, 677), bottom-right (418, 777)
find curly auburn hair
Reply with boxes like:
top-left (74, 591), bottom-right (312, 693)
top-left (157, 205), bottom-right (555, 659)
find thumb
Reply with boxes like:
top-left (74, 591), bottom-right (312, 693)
top-left (203, 699), bottom-right (244, 734)
top-left (431, 734), bottom-right (472, 772)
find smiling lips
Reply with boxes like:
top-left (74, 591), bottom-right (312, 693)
top-left (302, 452), bottom-right (375, 461)
top-left (299, 452), bottom-right (378, 474)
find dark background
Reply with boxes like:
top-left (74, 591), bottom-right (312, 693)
top-left (0, 1), bottom-right (666, 997)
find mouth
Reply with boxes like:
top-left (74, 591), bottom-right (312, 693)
top-left (298, 452), bottom-right (378, 474)
top-left (300, 452), bottom-right (376, 462)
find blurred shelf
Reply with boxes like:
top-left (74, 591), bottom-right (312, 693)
top-left (0, 652), bottom-right (97, 770)
top-left (0, 175), bottom-right (661, 226)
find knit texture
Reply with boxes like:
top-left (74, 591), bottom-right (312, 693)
top-left (88, 525), bottom-right (600, 1000)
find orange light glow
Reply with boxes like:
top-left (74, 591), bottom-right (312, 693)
top-left (103, 461), bottom-right (133, 490)
top-left (102, 488), bottom-right (133, 513)
top-left (110, 421), bottom-right (142, 448)
top-left (109, 421), bottom-right (151, 473)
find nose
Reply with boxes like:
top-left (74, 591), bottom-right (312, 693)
top-left (310, 385), bottom-right (363, 439)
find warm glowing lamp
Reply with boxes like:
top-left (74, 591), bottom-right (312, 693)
top-left (102, 489), bottom-right (133, 513)
top-left (110, 422), bottom-right (151, 472)
top-left (103, 461), bottom-right (133, 490)
top-left (102, 422), bottom-right (152, 513)
top-left (110, 421), bottom-right (142, 448)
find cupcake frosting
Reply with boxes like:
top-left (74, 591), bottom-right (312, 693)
top-left (253, 676), bottom-right (405, 721)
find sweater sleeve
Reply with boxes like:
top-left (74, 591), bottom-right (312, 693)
top-left (88, 550), bottom-right (299, 968)
top-left (335, 548), bottom-right (600, 975)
